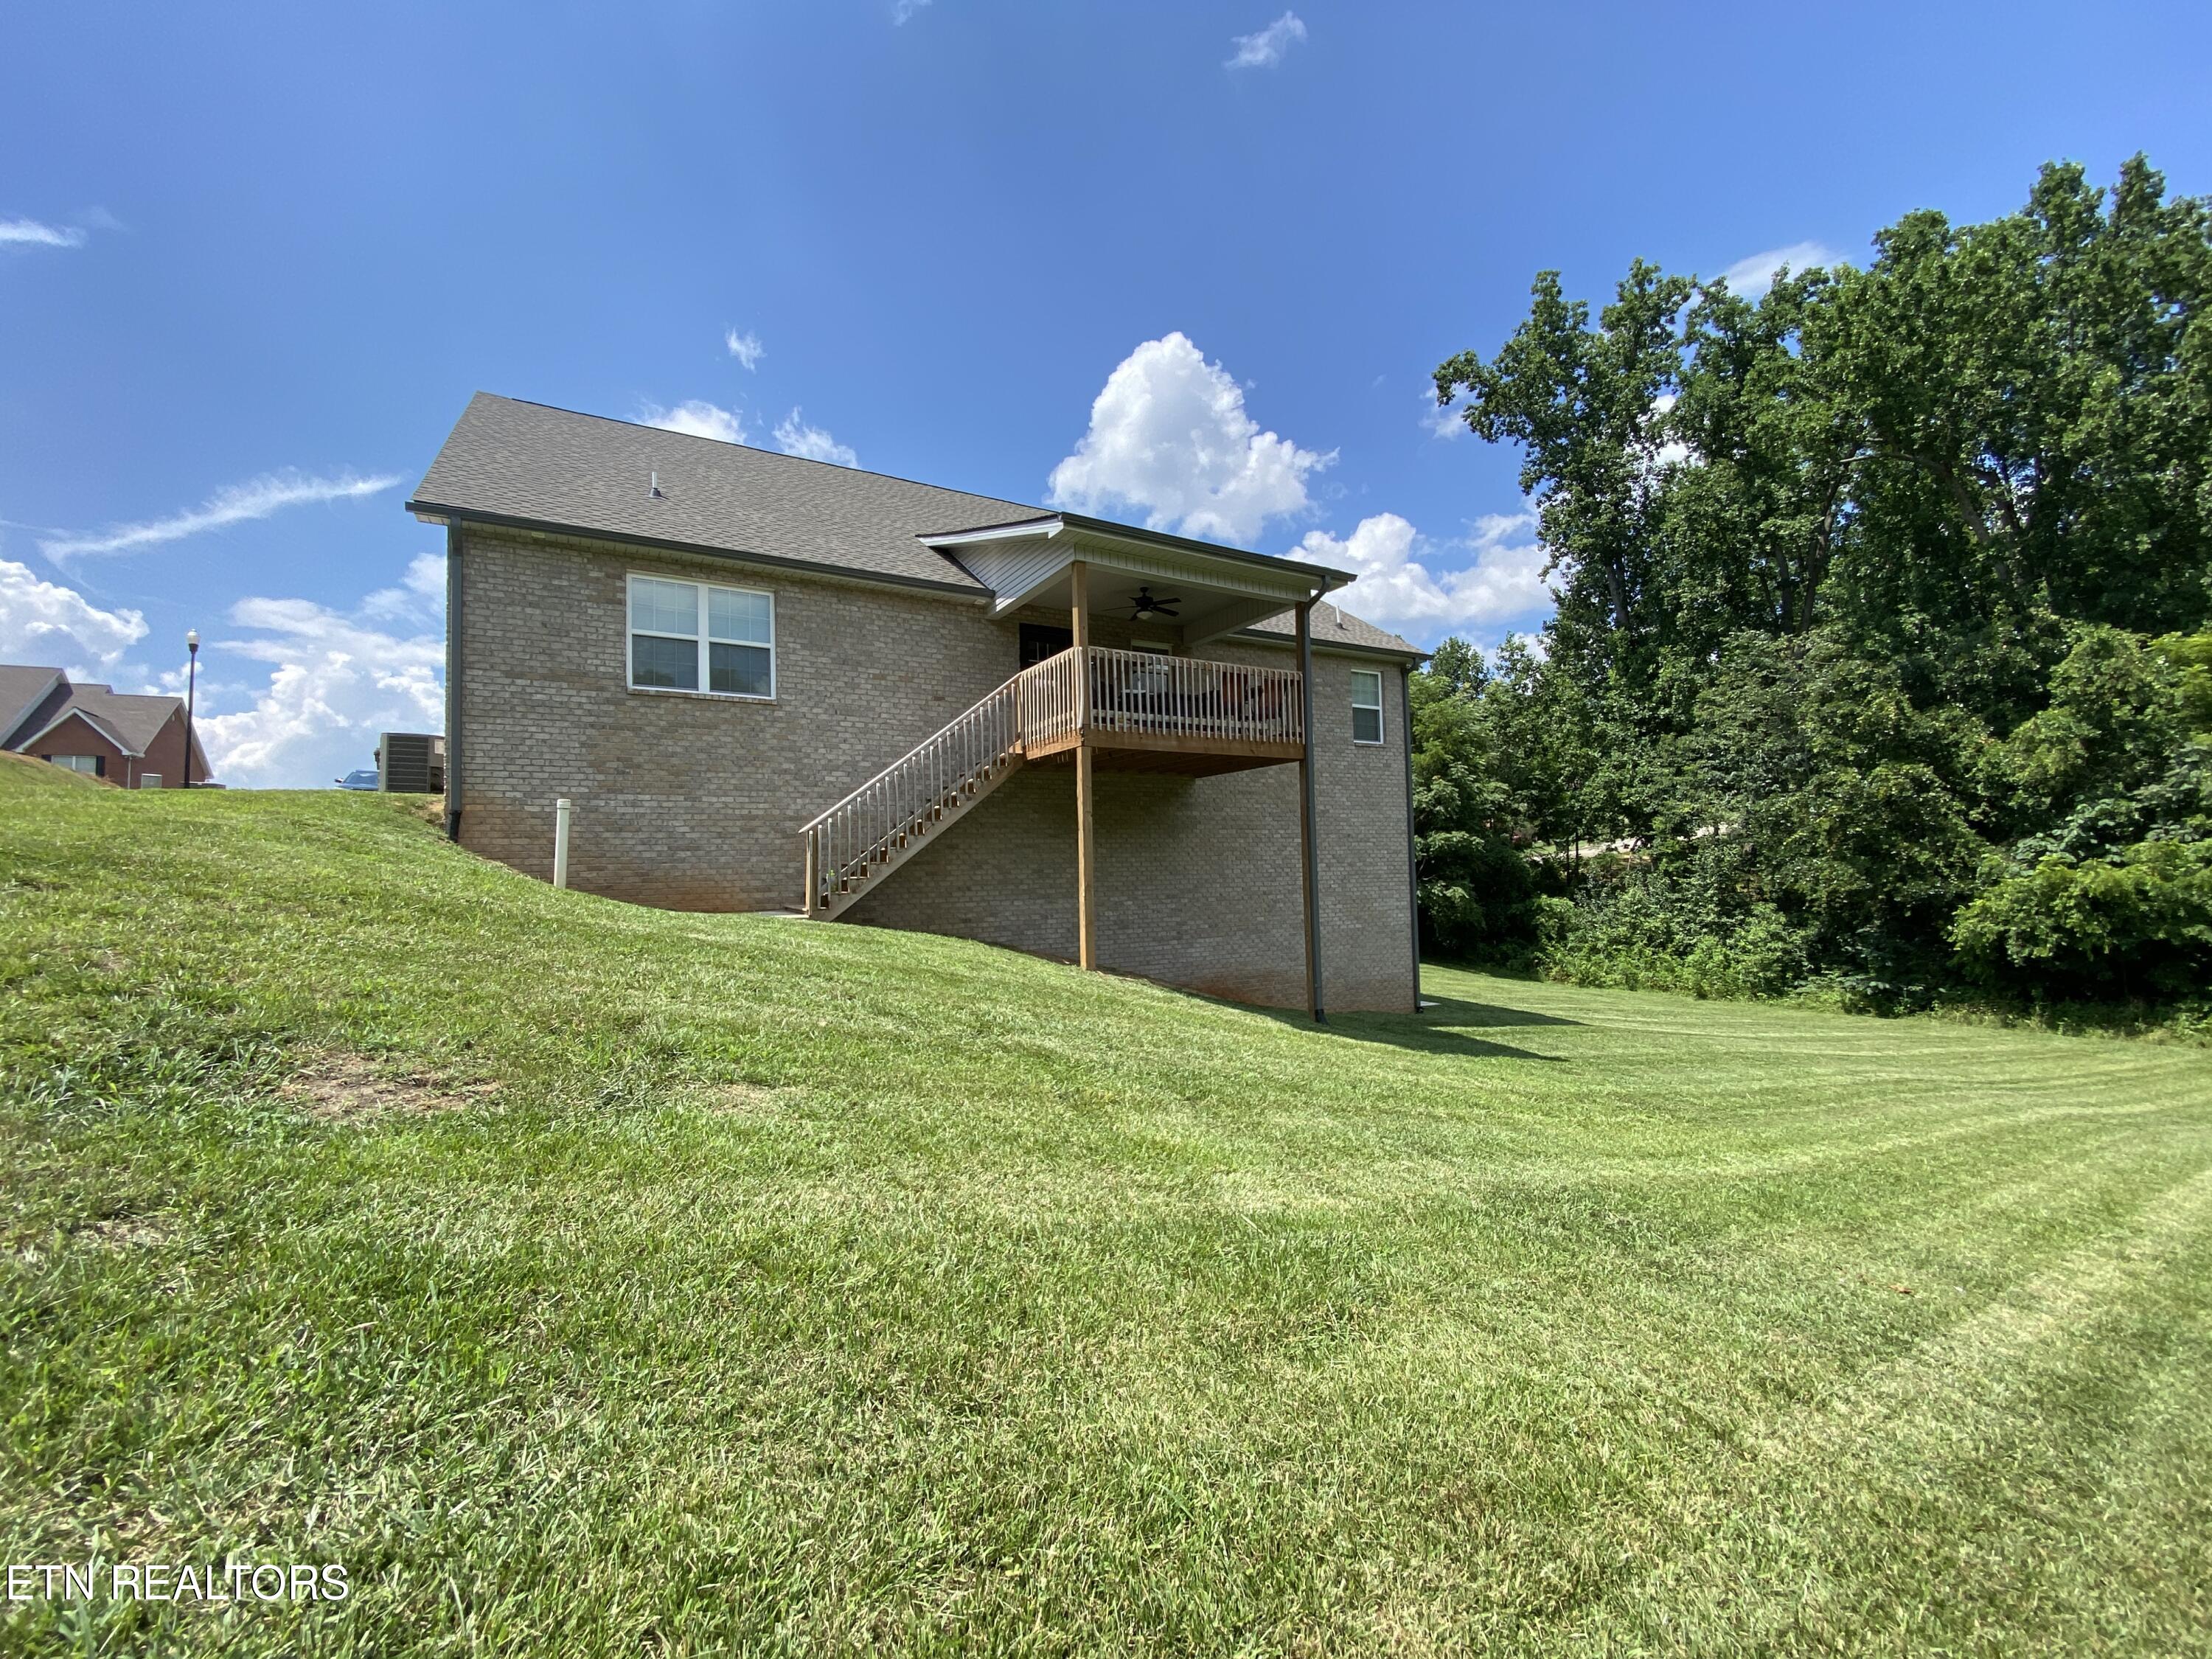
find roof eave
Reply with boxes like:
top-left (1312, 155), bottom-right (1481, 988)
top-left (408, 501), bottom-right (991, 600)
top-left (0, 668), bottom-right (66, 749)
top-left (14, 705), bottom-right (145, 757)
top-left (917, 511), bottom-right (1353, 594)
top-left (1235, 627), bottom-right (1430, 663)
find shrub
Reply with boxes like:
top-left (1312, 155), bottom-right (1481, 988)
top-left (1539, 877), bottom-right (1812, 1000)
top-left (1952, 840), bottom-right (2212, 1001)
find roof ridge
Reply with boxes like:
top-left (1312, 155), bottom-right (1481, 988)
top-left (472, 392), bottom-right (1042, 514)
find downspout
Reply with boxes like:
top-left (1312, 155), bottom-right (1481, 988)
top-left (1296, 601), bottom-right (1324, 1023)
top-left (1400, 663), bottom-right (1421, 1012)
top-left (445, 523), bottom-right (463, 841)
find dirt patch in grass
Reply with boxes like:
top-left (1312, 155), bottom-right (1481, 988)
top-left (698, 1081), bottom-right (790, 1113)
top-left (395, 795), bottom-right (446, 830)
top-left (13, 1214), bottom-right (173, 1262)
top-left (281, 1052), bottom-right (496, 1123)
top-left (81, 1214), bottom-right (170, 1250)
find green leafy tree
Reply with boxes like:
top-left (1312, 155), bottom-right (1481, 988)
top-left (1427, 157), bottom-right (2212, 1009)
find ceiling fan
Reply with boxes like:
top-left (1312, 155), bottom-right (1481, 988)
top-left (1127, 586), bottom-right (1182, 622)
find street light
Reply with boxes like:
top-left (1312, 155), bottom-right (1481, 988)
top-left (184, 630), bottom-right (199, 790)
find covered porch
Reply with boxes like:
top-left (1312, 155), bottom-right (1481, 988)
top-left (802, 514), bottom-right (1354, 1018)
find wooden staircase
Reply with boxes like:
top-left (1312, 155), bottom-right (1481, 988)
top-left (798, 670), bottom-right (1037, 920)
top-left (796, 643), bottom-right (1305, 920)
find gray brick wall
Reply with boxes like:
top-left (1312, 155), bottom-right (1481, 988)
top-left (454, 526), bottom-right (1416, 1010)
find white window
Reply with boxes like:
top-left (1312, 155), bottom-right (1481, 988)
top-left (627, 574), bottom-right (775, 699)
top-left (51, 754), bottom-right (102, 775)
top-left (1350, 669), bottom-right (1384, 744)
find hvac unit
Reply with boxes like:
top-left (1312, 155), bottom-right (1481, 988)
top-left (377, 731), bottom-right (446, 794)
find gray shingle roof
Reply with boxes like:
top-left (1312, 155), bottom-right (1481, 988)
top-left (1245, 602), bottom-right (1423, 660)
top-left (409, 393), bottom-right (1423, 658)
top-left (0, 664), bottom-right (65, 748)
top-left (10, 682), bottom-right (184, 756)
top-left (411, 394), bottom-right (1025, 593)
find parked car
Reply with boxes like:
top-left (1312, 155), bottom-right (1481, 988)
top-left (338, 768), bottom-right (379, 790)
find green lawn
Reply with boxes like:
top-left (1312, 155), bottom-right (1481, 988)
top-left (3, 765), bottom-right (2209, 1656)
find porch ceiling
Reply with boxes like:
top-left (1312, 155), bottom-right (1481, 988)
top-left (917, 514), bottom-right (1347, 647)
top-left (1015, 563), bottom-right (1295, 647)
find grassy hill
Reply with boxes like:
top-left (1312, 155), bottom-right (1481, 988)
top-left (3, 768), bottom-right (2209, 1656)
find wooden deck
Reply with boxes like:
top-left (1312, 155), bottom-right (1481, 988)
top-left (796, 644), bottom-right (1304, 919)
top-left (1015, 645), bottom-right (1304, 773)
top-left (1022, 730), bottom-right (1303, 773)
top-left (798, 561), bottom-right (1326, 1020)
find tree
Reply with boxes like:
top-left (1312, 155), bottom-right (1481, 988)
top-left (1426, 158), bottom-right (2212, 1008)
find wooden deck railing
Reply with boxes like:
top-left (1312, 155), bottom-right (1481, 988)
top-left (1070, 646), bottom-right (1304, 748)
top-left (799, 646), bottom-right (1304, 914)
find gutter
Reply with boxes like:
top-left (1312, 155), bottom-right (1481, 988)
top-left (1231, 627), bottom-right (1430, 664)
top-left (919, 510), bottom-right (1355, 591)
top-left (406, 501), bottom-right (992, 602)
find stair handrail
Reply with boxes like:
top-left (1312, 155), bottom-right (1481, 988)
top-left (800, 662), bottom-right (1047, 912)
top-left (796, 644), bottom-right (1303, 914)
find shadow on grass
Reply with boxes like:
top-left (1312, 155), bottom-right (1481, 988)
top-left (1418, 993), bottom-right (1582, 1030)
top-left (1246, 991), bottom-right (1577, 1060)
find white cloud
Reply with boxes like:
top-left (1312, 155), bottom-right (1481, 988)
top-left (38, 470), bottom-right (401, 558)
top-left (724, 329), bottom-right (765, 370)
top-left (1718, 241), bottom-right (1843, 300)
top-left (642, 400), bottom-right (749, 445)
top-left (1295, 509), bottom-right (1552, 639)
top-left (1048, 332), bottom-right (1331, 546)
top-left (893, 0), bottom-right (931, 21)
top-left (0, 558), bottom-right (148, 675)
top-left (1422, 386), bottom-right (1467, 440)
top-left (0, 218), bottom-right (87, 248)
top-left (196, 560), bottom-right (446, 788)
top-left (1227, 11), bottom-right (1306, 69)
top-left (1648, 391), bottom-right (1690, 470)
top-left (773, 408), bottom-right (859, 468)
top-left (360, 551), bottom-right (448, 622)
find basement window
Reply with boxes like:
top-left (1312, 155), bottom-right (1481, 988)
top-left (49, 754), bottom-right (103, 776)
top-left (1350, 669), bottom-right (1384, 745)
top-left (628, 574), bottom-right (775, 700)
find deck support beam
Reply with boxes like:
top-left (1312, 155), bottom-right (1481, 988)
top-left (1071, 561), bottom-right (1098, 971)
top-left (1297, 601), bottom-right (1324, 1023)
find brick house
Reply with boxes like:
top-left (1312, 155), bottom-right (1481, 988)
top-left (0, 665), bottom-right (209, 788)
top-left (410, 394), bottom-right (1425, 1015)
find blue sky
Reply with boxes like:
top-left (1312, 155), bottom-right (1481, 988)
top-left (4, 1), bottom-right (2208, 785)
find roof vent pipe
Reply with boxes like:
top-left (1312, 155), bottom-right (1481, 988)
top-left (650, 470), bottom-right (663, 498)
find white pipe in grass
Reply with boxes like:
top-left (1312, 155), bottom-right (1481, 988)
top-left (553, 796), bottom-right (572, 890)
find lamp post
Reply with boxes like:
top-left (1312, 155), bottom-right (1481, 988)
top-left (184, 630), bottom-right (199, 790)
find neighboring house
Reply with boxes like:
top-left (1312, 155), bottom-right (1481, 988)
top-left (0, 665), bottom-right (209, 789)
top-left (409, 393), bottom-right (1426, 1014)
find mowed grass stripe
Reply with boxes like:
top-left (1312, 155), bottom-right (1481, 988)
top-left (1, 774), bottom-right (2209, 1655)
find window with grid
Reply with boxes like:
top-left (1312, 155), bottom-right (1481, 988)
top-left (627, 574), bottom-right (775, 699)
top-left (1350, 669), bottom-right (1384, 744)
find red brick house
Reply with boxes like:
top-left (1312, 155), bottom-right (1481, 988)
top-left (0, 665), bottom-right (210, 788)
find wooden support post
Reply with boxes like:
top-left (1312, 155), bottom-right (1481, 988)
top-left (1075, 745), bottom-right (1097, 971)
top-left (1296, 599), bottom-right (1324, 1022)
top-left (802, 830), bottom-right (818, 918)
top-left (1071, 561), bottom-right (1097, 970)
